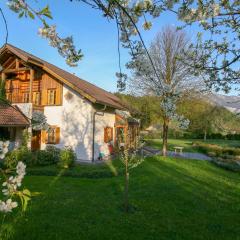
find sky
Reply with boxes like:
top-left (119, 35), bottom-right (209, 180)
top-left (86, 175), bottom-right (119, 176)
top-left (0, 1), bottom-right (237, 95)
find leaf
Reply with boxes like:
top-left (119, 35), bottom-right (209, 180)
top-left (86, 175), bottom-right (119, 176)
top-left (18, 11), bottom-right (24, 18)
top-left (28, 11), bottom-right (35, 19)
top-left (23, 189), bottom-right (31, 197)
top-left (38, 5), bottom-right (53, 19)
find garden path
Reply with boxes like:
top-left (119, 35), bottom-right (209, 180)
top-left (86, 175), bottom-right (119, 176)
top-left (142, 146), bottom-right (212, 161)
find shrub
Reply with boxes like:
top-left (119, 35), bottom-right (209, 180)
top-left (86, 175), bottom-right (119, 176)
top-left (35, 148), bottom-right (59, 166)
top-left (4, 147), bottom-right (34, 168)
top-left (193, 142), bottom-right (240, 158)
top-left (58, 147), bottom-right (76, 169)
top-left (45, 145), bottom-right (61, 163)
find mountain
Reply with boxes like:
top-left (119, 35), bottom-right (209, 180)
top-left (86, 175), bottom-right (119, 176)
top-left (209, 94), bottom-right (240, 113)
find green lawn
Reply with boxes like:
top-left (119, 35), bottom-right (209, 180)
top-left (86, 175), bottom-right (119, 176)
top-left (2, 156), bottom-right (240, 240)
top-left (145, 138), bottom-right (240, 152)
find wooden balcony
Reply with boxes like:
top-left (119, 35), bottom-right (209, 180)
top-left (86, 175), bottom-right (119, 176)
top-left (33, 105), bottom-right (44, 112)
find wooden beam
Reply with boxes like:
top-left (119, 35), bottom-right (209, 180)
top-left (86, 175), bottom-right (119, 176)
top-left (29, 69), bottom-right (34, 102)
top-left (1, 72), bottom-right (6, 87)
top-left (3, 67), bottom-right (29, 73)
top-left (16, 58), bottom-right (19, 69)
top-left (1, 72), bottom-right (6, 99)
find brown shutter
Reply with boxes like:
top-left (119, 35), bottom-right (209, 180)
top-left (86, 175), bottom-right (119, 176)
top-left (104, 127), bottom-right (113, 143)
top-left (104, 127), bottom-right (107, 143)
top-left (55, 87), bottom-right (62, 105)
top-left (41, 130), bottom-right (47, 143)
top-left (110, 128), bottom-right (113, 141)
top-left (55, 127), bottom-right (60, 144)
top-left (41, 89), bottom-right (48, 105)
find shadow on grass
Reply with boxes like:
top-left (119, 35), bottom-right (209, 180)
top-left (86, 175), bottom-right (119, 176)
top-left (5, 156), bottom-right (240, 240)
top-left (142, 156), bottom-right (240, 204)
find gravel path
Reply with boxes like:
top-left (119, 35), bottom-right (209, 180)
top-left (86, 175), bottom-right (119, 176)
top-left (142, 146), bottom-right (212, 161)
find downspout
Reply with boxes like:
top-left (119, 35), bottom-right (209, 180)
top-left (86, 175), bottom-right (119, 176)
top-left (92, 105), bottom-right (107, 163)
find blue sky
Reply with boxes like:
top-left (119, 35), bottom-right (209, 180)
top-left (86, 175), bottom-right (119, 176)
top-left (0, 0), bottom-right (186, 92)
top-left (0, 1), bottom-right (236, 95)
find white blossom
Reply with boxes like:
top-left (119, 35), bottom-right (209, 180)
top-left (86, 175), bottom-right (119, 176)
top-left (0, 140), bottom-right (10, 159)
top-left (0, 199), bottom-right (18, 213)
top-left (1, 162), bottom-right (26, 198)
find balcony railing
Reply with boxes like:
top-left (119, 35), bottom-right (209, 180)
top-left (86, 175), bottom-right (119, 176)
top-left (6, 89), bottom-right (41, 106)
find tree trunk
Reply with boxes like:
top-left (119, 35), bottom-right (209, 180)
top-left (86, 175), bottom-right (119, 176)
top-left (162, 118), bottom-right (169, 156)
top-left (124, 151), bottom-right (129, 212)
top-left (204, 130), bottom-right (207, 141)
top-left (124, 171), bottom-right (129, 212)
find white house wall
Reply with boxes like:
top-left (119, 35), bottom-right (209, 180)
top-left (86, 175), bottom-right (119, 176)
top-left (15, 103), bottom-right (32, 148)
top-left (94, 112), bottom-right (115, 159)
top-left (43, 85), bottom-right (94, 161)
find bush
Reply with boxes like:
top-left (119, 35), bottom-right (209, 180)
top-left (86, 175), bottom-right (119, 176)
top-left (193, 141), bottom-right (240, 158)
top-left (58, 147), bottom-right (76, 169)
top-left (35, 146), bottom-right (60, 166)
top-left (4, 145), bottom-right (61, 167)
top-left (4, 147), bottom-right (34, 168)
top-left (45, 145), bottom-right (61, 163)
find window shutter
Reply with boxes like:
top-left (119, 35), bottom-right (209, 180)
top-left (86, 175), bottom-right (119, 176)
top-left (110, 128), bottom-right (113, 141)
top-left (41, 90), bottom-right (48, 105)
top-left (55, 88), bottom-right (62, 105)
top-left (55, 127), bottom-right (60, 144)
top-left (41, 130), bottom-right (47, 143)
top-left (104, 127), bottom-right (113, 143)
top-left (104, 127), bottom-right (107, 143)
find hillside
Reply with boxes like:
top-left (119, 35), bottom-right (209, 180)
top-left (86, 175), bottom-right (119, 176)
top-left (209, 94), bottom-right (240, 113)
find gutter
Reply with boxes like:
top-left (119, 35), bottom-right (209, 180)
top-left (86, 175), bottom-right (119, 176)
top-left (92, 105), bottom-right (107, 163)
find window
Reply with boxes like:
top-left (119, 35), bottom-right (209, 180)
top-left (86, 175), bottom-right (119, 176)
top-left (42, 126), bottom-right (60, 144)
top-left (104, 127), bottom-right (113, 143)
top-left (48, 127), bottom-right (56, 144)
top-left (47, 89), bottom-right (56, 105)
top-left (22, 92), bottom-right (29, 103)
top-left (33, 92), bottom-right (41, 105)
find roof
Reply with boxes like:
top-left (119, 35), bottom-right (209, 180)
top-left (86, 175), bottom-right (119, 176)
top-left (0, 103), bottom-right (29, 127)
top-left (0, 44), bottom-right (124, 110)
top-left (116, 110), bottom-right (140, 125)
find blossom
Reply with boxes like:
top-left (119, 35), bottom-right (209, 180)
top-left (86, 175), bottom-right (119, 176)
top-left (0, 140), bottom-right (10, 159)
top-left (0, 199), bottom-right (18, 213)
top-left (38, 25), bottom-right (83, 67)
top-left (16, 161), bottom-right (26, 177)
top-left (1, 162), bottom-right (26, 197)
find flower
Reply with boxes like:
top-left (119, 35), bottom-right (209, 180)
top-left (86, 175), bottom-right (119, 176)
top-left (0, 140), bottom-right (10, 159)
top-left (0, 199), bottom-right (18, 213)
top-left (16, 161), bottom-right (26, 177)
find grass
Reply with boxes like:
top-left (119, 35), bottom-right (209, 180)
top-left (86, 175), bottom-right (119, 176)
top-left (1, 156), bottom-right (240, 240)
top-left (145, 138), bottom-right (240, 152)
top-left (26, 160), bottom-right (124, 178)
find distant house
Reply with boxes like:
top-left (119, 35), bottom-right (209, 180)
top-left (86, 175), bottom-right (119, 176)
top-left (0, 44), bottom-right (139, 162)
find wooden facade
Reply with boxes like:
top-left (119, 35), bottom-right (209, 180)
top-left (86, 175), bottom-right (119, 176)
top-left (1, 57), bottom-right (63, 107)
top-left (115, 114), bottom-right (140, 149)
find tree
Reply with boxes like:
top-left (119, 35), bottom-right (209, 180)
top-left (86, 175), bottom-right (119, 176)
top-left (119, 133), bottom-right (144, 212)
top-left (115, 93), bottom-right (162, 129)
top-left (4, 0), bottom-right (239, 92)
top-left (178, 96), bottom-right (240, 139)
top-left (128, 27), bottom-right (200, 156)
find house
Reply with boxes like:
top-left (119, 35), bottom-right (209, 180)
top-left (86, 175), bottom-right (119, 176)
top-left (0, 44), bottom-right (139, 162)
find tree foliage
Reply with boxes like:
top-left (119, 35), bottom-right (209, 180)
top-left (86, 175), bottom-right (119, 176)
top-left (178, 96), bottom-right (240, 139)
top-left (115, 93), bottom-right (161, 129)
top-left (4, 0), bottom-right (239, 91)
